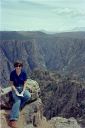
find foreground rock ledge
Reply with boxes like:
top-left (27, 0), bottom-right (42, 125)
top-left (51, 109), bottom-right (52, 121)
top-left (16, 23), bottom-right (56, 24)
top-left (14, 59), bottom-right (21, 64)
top-left (0, 107), bottom-right (81, 128)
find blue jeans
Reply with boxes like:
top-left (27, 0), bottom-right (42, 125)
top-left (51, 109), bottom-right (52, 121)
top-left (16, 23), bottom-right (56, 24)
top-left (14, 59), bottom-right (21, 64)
top-left (9, 87), bottom-right (31, 121)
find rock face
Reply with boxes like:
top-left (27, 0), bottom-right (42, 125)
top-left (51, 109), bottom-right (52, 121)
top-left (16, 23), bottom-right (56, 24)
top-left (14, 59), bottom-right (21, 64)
top-left (30, 69), bottom-right (85, 127)
top-left (0, 31), bottom-right (85, 87)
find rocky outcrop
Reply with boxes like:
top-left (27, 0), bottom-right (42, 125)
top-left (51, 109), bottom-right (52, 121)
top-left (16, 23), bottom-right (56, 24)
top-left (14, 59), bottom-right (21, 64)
top-left (0, 105), bottom-right (81, 128)
top-left (30, 69), bottom-right (85, 127)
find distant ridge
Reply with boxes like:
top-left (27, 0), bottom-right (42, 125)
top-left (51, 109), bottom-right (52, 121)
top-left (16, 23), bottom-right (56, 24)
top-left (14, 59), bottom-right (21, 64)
top-left (0, 31), bottom-right (48, 40)
top-left (0, 31), bottom-right (85, 40)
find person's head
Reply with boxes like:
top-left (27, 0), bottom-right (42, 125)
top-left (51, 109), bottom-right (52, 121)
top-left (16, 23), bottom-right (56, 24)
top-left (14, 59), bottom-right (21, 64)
top-left (14, 60), bottom-right (23, 72)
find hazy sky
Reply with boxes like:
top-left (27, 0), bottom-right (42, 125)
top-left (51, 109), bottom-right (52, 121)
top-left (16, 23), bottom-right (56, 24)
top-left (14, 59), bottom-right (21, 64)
top-left (0, 0), bottom-right (85, 32)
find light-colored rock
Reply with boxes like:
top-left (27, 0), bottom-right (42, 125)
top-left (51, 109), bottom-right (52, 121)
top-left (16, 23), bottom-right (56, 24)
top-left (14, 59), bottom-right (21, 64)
top-left (0, 108), bottom-right (81, 128)
top-left (25, 79), bottom-right (40, 100)
top-left (0, 87), bottom-right (11, 96)
top-left (25, 79), bottom-right (40, 93)
top-left (49, 117), bottom-right (81, 128)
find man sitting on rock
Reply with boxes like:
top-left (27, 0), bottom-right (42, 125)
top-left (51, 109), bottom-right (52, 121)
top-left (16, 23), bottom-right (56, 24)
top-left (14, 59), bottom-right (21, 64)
top-left (8, 60), bottom-right (31, 128)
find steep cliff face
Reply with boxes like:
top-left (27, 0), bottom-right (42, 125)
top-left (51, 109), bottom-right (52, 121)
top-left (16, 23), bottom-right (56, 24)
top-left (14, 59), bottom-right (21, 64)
top-left (0, 31), bottom-right (85, 87)
top-left (0, 40), bottom-right (46, 87)
top-left (30, 69), bottom-right (85, 127)
top-left (38, 37), bottom-right (85, 79)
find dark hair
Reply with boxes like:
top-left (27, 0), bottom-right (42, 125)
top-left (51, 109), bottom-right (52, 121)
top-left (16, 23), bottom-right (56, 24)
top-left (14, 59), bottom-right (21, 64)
top-left (14, 60), bottom-right (23, 67)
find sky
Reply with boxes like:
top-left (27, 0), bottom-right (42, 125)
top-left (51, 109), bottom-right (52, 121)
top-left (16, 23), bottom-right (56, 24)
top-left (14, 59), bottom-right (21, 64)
top-left (0, 0), bottom-right (85, 32)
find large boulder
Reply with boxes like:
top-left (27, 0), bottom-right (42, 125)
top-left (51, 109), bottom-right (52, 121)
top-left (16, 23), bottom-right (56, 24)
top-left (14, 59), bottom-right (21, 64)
top-left (25, 79), bottom-right (40, 100)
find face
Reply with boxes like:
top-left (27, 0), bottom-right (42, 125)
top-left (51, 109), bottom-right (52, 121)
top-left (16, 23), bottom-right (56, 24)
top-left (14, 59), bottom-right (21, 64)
top-left (15, 64), bottom-right (22, 72)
